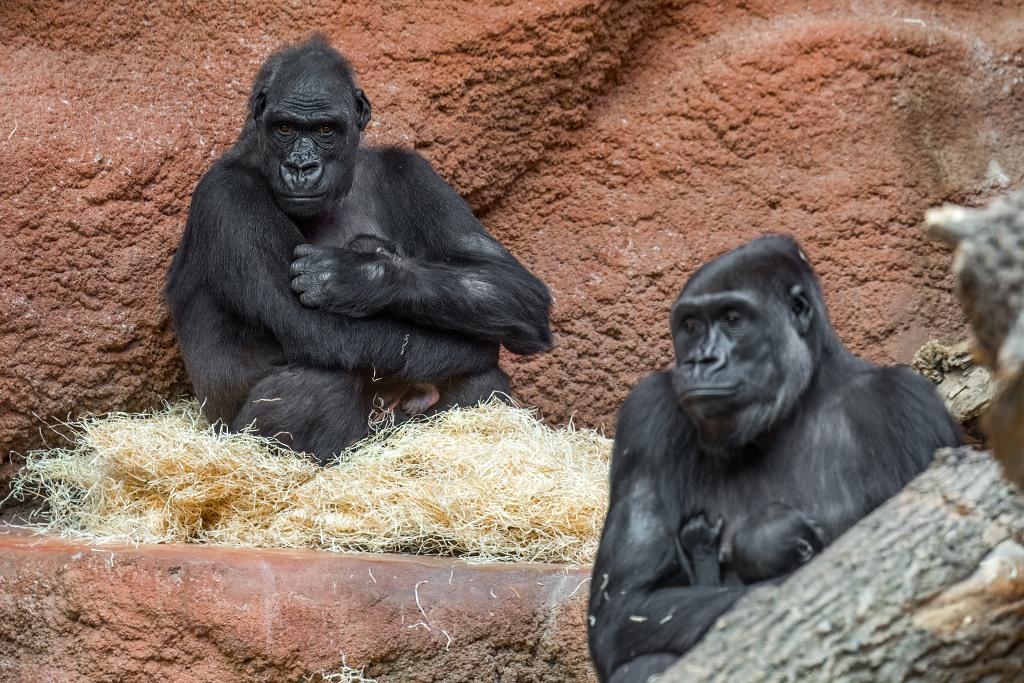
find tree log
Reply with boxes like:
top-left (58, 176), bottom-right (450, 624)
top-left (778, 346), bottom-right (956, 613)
top-left (662, 447), bottom-right (1024, 682)
top-left (925, 193), bottom-right (1024, 490)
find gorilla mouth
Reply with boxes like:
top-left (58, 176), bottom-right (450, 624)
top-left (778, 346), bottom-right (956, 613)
top-left (279, 194), bottom-right (326, 201)
top-left (680, 386), bottom-right (741, 399)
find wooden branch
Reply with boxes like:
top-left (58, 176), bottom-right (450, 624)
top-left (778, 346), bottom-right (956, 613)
top-left (925, 193), bottom-right (1024, 490)
top-left (912, 340), bottom-right (993, 431)
top-left (662, 447), bottom-right (1024, 682)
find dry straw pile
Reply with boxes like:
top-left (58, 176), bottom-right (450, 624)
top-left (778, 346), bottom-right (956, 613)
top-left (13, 400), bottom-right (611, 564)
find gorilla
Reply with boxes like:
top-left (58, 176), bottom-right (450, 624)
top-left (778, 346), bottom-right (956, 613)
top-left (726, 502), bottom-right (829, 583)
top-left (679, 503), bottom-right (828, 586)
top-left (166, 36), bottom-right (552, 464)
top-left (587, 235), bottom-right (961, 683)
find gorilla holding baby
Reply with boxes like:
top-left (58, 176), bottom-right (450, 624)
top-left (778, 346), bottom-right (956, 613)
top-left (588, 235), bottom-right (960, 683)
top-left (166, 37), bottom-right (552, 464)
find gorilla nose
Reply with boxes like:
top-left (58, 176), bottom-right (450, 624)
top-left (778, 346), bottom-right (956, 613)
top-left (281, 160), bottom-right (324, 194)
top-left (687, 353), bottom-right (726, 375)
top-left (688, 352), bottom-right (729, 368)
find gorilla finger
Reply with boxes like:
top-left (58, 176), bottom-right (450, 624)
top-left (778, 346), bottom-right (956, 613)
top-left (684, 512), bottom-right (709, 529)
top-left (680, 514), bottom-right (713, 542)
top-left (293, 243), bottom-right (319, 258)
top-left (795, 538), bottom-right (815, 564)
top-left (299, 291), bottom-right (323, 308)
top-left (710, 516), bottom-right (724, 537)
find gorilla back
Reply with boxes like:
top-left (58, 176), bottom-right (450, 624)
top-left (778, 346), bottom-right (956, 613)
top-left (166, 36), bottom-right (552, 464)
top-left (588, 235), bottom-right (960, 683)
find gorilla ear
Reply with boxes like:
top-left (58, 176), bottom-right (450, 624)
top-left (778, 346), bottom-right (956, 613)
top-left (789, 285), bottom-right (813, 335)
top-left (355, 89), bottom-right (372, 131)
top-left (251, 91), bottom-right (268, 121)
top-left (795, 538), bottom-right (815, 564)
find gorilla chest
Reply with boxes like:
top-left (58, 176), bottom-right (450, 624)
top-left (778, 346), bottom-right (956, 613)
top-left (695, 450), bottom-right (839, 531)
top-left (305, 210), bottom-right (388, 249)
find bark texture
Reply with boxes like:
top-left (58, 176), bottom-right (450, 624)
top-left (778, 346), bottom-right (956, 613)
top-left (926, 192), bottom-right (1024, 490)
top-left (663, 447), bottom-right (1024, 682)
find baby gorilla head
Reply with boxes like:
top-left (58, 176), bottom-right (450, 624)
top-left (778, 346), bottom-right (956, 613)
top-left (344, 233), bottom-right (404, 258)
top-left (726, 502), bottom-right (828, 583)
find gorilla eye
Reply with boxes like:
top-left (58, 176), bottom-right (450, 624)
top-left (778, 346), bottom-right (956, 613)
top-left (317, 125), bottom-right (335, 135)
top-left (723, 312), bottom-right (743, 329)
top-left (276, 123), bottom-right (294, 134)
top-left (681, 318), bottom-right (701, 335)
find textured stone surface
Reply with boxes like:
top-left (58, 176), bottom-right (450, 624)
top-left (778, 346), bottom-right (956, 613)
top-left (0, 528), bottom-right (594, 682)
top-left (2, 1), bottom-right (1023, 465)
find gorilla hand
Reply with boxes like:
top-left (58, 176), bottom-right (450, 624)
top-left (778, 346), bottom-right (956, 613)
top-left (290, 242), bottom-right (397, 316)
top-left (678, 513), bottom-right (723, 585)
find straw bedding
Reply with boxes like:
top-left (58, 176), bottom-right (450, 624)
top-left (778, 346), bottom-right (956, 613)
top-left (12, 400), bottom-right (611, 564)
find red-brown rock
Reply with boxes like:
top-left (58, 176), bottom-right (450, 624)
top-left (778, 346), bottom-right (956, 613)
top-left (2, 1), bottom-right (1023, 461)
top-left (0, 528), bottom-right (593, 682)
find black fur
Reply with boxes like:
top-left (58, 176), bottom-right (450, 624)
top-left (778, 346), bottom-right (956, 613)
top-left (166, 37), bottom-right (552, 464)
top-left (726, 502), bottom-right (828, 583)
top-left (587, 235), bottom-right (960, 682)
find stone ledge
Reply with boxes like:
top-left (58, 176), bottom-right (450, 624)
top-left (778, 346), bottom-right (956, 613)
top-left (0, 527), bottom-right (595, 682)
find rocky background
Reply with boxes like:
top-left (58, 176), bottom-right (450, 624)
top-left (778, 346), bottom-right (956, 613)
top-left (2, 0), bottom-right (1023, 484)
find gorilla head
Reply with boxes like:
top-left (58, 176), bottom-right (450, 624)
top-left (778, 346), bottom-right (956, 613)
top-left (669, 235), bottom-right (835, 452)
top-left (248, 35), bottom-right (372, 220)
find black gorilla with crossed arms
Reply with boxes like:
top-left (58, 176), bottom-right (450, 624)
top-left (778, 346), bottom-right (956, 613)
top-left (166, 36), bottom-right (552, 463)
top-left (588, 235), bottom-right (960, 683)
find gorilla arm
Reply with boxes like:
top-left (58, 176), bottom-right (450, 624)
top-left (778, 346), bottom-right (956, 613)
top-left (588, 373), bottom-right (747, 682)
top-left (171, 162), bottom-right (498, 383)
top-left (289, 148), bottom-right (553, 356)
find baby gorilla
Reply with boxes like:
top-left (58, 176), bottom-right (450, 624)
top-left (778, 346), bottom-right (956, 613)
top-left (725, 502), bottom-right (828, 583)
top-left (677, 502), bottom-right (828, 585)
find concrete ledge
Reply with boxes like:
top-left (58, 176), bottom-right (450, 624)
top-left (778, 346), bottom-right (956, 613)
top-left (0, 527), bottom-right (595, 682)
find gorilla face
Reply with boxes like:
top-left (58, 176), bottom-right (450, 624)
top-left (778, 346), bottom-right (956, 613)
top-left (669, 283), bottom-right (814, 451)
top-left (251, 54), bottom-right (372, 220)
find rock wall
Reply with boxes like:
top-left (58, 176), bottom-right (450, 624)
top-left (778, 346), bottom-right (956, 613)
top-left (2, 0), bottom-right (1023, 465)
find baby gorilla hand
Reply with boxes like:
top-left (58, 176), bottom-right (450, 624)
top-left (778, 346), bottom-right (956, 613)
top-left (679, 513), bottom-right (723, 556)
top-left (290, 241), bottom-right (396, 317)
top-left (678, 513), bottom-right (723, 585)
